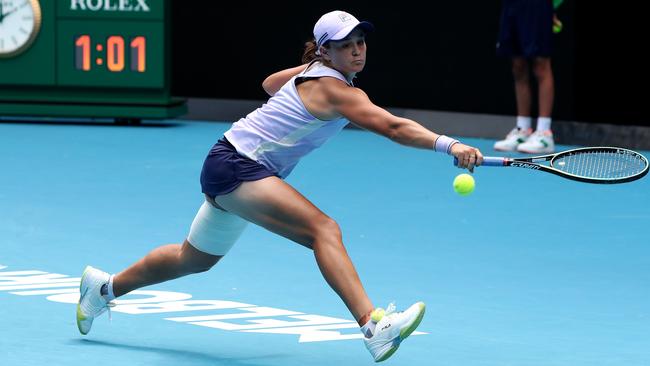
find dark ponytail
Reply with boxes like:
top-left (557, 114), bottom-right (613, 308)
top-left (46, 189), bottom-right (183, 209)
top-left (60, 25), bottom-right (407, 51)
top-left (302, 38), bottom-right (322, 64)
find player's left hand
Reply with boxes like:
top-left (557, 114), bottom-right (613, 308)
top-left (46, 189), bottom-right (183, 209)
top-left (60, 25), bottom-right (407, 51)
top-left (451, 143), bottom-right (483, 172)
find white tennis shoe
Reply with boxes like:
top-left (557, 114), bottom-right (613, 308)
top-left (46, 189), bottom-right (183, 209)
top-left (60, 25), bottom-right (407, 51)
top-left (364, 302), bottom-right (426, 362)
top-left (76, 266), bottom-right (113, 335)
top-left (517, 130), bottom-right (555, 154)
top-left (494, 127), bottom-right (532, 151)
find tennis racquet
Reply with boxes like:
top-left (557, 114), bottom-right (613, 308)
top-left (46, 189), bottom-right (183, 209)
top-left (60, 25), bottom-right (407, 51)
top-left (454, 147), bottom-right (649, 184)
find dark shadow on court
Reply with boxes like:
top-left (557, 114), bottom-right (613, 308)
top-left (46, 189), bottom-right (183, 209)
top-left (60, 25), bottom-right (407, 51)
top-left (69, 338), bottom-right (289, 366)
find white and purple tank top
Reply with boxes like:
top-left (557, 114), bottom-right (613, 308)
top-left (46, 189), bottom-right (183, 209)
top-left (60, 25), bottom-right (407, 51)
top-left (224, 62), bottom-right (352, 178)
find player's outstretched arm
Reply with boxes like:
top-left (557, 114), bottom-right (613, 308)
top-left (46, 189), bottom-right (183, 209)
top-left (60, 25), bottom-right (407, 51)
top-left (328, 80), bottom-right (482, 169)
top-left (329, 84), bottom-right (436, 149)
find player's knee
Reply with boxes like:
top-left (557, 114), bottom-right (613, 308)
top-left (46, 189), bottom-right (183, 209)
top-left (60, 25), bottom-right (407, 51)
top-left (311, 215), bottom-right (343, 246)
top-left (532, 63), bottom-right (550, 80)
top-left (179, 240), bottom-right (221, 274)
top-left (511, 60), bottom-right (528, 79)
top-left (185, 258), bottom-right (218, 274)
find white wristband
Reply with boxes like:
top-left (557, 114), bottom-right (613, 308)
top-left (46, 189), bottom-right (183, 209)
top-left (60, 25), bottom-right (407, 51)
top-left (434, 135), bottom-right (460, 155)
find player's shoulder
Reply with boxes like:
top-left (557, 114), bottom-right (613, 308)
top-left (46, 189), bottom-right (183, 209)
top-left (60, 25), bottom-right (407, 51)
top-left (318, 77), bottom-right (366, 103)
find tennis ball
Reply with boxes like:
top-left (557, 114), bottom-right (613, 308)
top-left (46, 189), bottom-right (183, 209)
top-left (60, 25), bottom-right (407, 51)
top-left (453, 173), bottom-right (475, 196)
top-left (553, 20), bottom-right (563, 33)
top-left (370, 308), bottom-right (385, 323)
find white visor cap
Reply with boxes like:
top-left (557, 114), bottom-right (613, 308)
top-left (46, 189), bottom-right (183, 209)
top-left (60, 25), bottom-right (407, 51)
top-left (313, 10), bottom-right (374, 54)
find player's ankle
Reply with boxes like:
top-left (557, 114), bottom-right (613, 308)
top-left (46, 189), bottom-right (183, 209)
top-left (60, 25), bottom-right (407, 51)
top-left (357, 310), bottom-right (372, 326)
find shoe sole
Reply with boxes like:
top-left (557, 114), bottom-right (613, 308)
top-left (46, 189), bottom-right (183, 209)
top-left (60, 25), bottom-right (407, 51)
top-left (375, 302), bottom-right (426, 362)
top-left (76, 304), bottom-right (89, 335)
top-left (399, 302), bottom-right (426, 340)
top-left (76, 266), bottom-right (91, 335)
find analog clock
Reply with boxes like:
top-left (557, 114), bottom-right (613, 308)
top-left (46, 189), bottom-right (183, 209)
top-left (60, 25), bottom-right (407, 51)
top-left (0, 0), bottom-right (42, 58)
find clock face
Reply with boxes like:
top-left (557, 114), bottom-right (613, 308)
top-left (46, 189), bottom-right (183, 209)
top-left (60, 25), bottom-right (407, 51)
top-left (0, 0), bottom-right (42, 58)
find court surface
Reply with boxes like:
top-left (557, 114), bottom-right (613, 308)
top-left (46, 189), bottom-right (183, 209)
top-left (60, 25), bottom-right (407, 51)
top-left (1, 119), bottom-right (649, 366)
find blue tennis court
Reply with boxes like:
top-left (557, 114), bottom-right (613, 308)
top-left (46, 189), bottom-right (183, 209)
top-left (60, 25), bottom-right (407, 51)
top-left (2, 120), bottom-right (649, 366)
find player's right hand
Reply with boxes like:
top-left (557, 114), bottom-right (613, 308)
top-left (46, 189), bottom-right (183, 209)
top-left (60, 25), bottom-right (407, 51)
top-left (451, 143), bottom-right (483, 172)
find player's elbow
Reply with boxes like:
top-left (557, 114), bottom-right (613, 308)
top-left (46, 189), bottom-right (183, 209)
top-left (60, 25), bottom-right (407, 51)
top-left (262, 73), bottom-right (283, 96)
top-left (386, 126), bottom-right (400, 142)
top-left (385, 120), bottom-right (407, 142)
top-left (261, 78), bottom-right (275, 96)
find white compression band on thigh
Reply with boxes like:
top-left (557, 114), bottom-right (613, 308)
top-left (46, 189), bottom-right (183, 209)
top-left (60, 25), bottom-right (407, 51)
top-left (187, 201), bottom-right (248, 256)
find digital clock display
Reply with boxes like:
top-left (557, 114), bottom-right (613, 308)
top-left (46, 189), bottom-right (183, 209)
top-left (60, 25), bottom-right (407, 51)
top-left (56, 19), bottom-right (164, 88)
top-left (74, 35), bottom-right (146, 72)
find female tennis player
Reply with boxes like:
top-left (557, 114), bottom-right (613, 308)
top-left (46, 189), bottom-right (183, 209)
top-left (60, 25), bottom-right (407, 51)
top-left (76, 10), bottom-right (483, 362)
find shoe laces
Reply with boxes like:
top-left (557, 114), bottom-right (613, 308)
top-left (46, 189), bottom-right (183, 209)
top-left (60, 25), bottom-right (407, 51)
top-left (105, 301), bottom-right (116, 321)
top-left (530, 130), bottom-right (552, 141)
top-left (385, 302), bottom-right (396, 315)
top-left (371, 302), bottom-right (397, 324)
top-left (82, 285), bottom-right (116, 321)
top-left (507, 127), bottom-right (531, 138)
top-left (506, 128), bottom-right (521, 138)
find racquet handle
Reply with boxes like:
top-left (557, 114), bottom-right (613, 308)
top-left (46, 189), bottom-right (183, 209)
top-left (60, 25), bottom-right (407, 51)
top-left (481, 157), bottom-right (508, 166)
top-left (453, 156), bottom-right (506, 166)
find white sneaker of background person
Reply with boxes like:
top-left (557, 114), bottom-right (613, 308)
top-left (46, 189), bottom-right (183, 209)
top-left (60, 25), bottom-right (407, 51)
top-left (493, 127), bottom-right (532, 151)
top-left (517, 129), bottom-right (555, 154)
top-left (76, 266), bottom-right (114, 335)
top-left (363, 302), bottom-right (426, 362)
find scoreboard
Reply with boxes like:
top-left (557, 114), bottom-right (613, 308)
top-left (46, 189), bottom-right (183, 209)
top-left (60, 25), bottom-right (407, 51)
top-left (0, 0), bottom-right (186, 123)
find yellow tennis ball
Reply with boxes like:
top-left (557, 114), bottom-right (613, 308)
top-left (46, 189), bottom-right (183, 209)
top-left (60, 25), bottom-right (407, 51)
top-left (370, 308), bottom-right (385, 323)
top-left (453, 173), bottom-right (475, 196)
top-left (553, 20), bottom-right (563, 33)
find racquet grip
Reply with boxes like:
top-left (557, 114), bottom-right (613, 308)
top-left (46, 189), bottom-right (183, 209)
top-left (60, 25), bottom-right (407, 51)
top-left (453, 156), bottom-right (506, 166)
top-left (481, 157), bottom-right (507, 166)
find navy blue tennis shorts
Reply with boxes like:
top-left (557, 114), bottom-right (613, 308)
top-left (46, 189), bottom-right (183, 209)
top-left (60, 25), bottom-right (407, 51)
top-left (496, 0), bottom-right (553, 58)
top-left (200, 137), bottom-right (277, 198)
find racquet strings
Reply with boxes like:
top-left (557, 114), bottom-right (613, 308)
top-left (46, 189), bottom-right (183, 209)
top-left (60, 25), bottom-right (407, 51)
top-left (552, 149), bottom-right (648, 179)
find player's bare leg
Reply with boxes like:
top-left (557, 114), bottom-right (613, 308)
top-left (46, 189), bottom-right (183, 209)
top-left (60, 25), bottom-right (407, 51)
top-left (213, 176), bottom-right (374, 324)
top-left (112, 241), bottom-right (221, 297)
